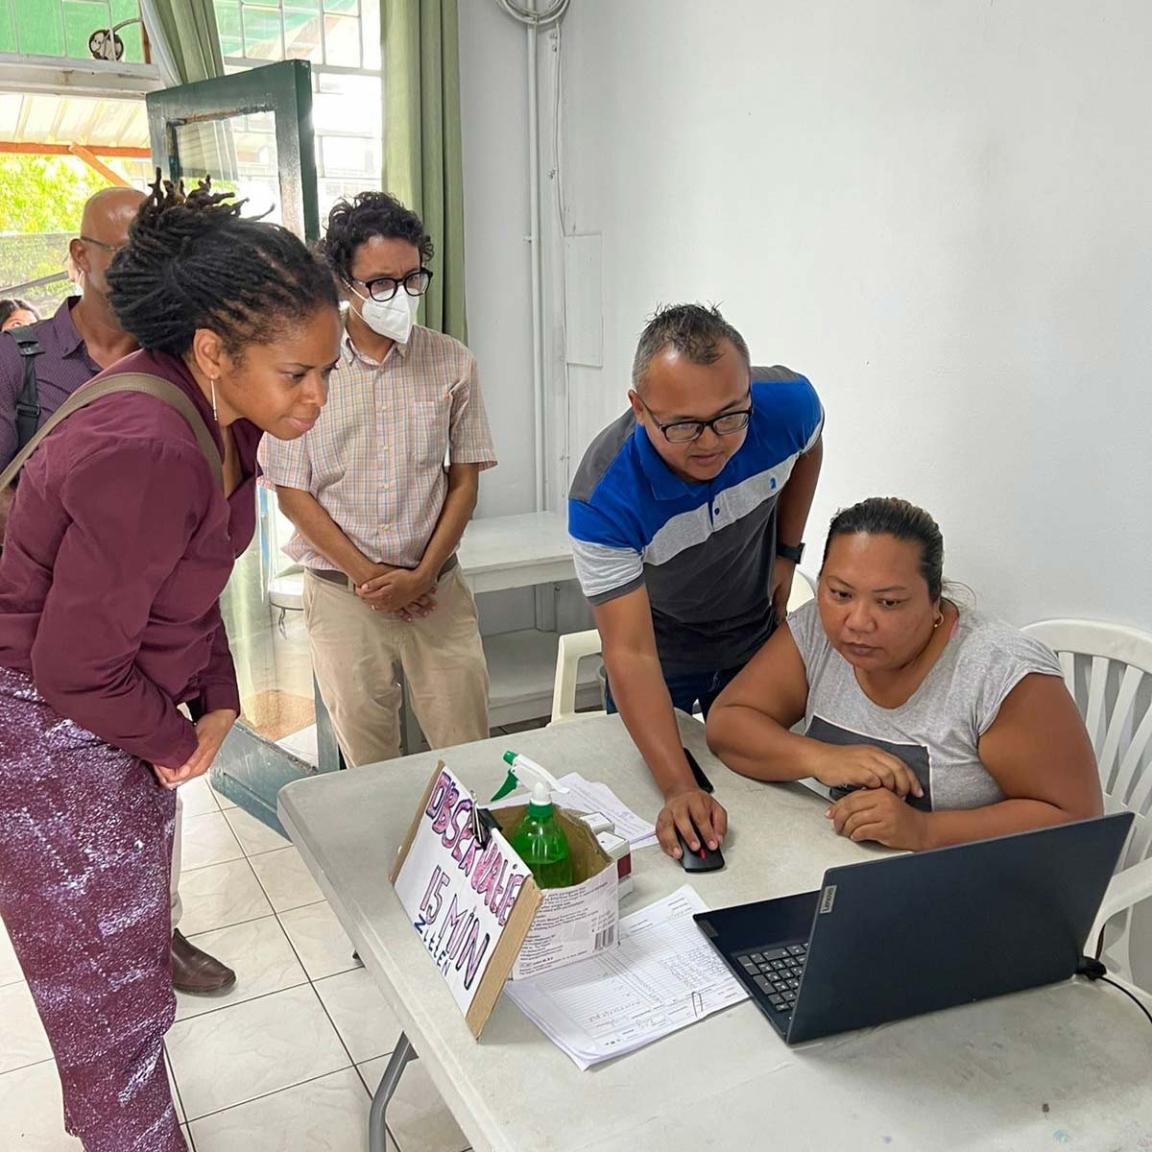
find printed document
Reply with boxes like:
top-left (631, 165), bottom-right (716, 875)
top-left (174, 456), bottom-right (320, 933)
top-left (554, 773), bottom-right (659, 849)
top-left (504, 885), bottom-right (748, 1069)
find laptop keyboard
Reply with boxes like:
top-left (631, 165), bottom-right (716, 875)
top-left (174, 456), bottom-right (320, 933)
top-left (735, 943), bottom-right (808, 1015)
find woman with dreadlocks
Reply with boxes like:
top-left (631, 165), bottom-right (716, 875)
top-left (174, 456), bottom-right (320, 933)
top-left (0, 176), bottom-right (340, 1152)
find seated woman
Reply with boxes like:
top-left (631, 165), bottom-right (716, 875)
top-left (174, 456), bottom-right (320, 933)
top-left (706, 497), bottom-right (1102, 850)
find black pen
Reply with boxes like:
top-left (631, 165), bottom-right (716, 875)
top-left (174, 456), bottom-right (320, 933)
top-left (470, 798), bottom-right (500, 846)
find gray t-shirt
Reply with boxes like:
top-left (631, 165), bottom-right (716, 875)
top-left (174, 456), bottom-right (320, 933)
top-left (788, 601), bottom-right (1064, 811)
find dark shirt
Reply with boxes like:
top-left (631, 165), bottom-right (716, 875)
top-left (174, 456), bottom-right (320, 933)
top-left (0, 297), bottom-right (100, 469)
top-left (0, 349), bottom-right (262, 767)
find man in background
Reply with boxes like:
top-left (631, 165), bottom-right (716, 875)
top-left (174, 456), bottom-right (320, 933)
top-left (263, 191), bottom-right (497, 768)
top-left (0, 187), bottom-right (142, 473)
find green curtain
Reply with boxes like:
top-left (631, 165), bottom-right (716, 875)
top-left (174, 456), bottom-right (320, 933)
top-left (383, 0), bottom-right (467, 341)
top-left (143, 0), bottom-right (225, 85)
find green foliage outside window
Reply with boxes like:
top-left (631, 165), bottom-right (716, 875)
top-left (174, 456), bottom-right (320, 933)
top-left (0, 155), bottom-right (144, 309)
top-left (0, 155), bottom-right (133, 234)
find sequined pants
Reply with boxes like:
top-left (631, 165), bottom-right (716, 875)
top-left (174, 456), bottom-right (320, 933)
top-left (0, 667), bottom-right (186, 1152)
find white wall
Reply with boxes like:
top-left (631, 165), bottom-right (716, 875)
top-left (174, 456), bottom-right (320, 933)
top-left (541, 0), bottom-right (1152, 630)
top-left (458, 1), bottom-right (544, 634)
top-left (458, 0), bottom-right (1152, 978)
top-left (458, 0), bottom-right (537, 520)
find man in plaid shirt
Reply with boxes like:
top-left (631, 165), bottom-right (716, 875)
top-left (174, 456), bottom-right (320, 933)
top-left (261, 193), bottom-right (496, 766)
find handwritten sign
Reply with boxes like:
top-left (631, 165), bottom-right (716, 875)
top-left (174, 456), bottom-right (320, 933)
top-left (391, 763), bottom-right (542, 1035)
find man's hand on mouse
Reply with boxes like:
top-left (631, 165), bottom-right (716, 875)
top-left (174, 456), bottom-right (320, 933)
top-left (657, 785), bottom-right (727, 859)
top-left (827, 786), bottom-right (930, 850)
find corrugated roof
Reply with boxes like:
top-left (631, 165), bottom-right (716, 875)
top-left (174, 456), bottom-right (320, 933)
top-left (0, 91), bottom-right (148, 150)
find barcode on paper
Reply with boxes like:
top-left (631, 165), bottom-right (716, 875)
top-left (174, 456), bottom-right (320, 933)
top-left (594, 925), bottom-right (616, 949)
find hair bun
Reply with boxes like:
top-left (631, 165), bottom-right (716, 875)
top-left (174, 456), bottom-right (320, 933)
top-left (107, 168), bottom-right (338, 356)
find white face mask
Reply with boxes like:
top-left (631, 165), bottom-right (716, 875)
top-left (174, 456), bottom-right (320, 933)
top-left (350, 284), bottom-right (419, 344)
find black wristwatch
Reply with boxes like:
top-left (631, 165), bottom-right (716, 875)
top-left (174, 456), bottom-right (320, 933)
top-left (777, 541), bottom-right (805, 564)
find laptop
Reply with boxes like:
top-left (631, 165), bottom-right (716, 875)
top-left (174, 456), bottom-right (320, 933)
top-left (694, 812), bottom-right (1133, 1045)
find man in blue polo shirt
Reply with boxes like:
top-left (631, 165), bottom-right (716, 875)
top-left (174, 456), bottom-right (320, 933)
top-left (569, 304), bottom-right (823, 859)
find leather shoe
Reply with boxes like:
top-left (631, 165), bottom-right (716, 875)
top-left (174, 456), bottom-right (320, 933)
top-left (170, 929), bottom-right (236, 994)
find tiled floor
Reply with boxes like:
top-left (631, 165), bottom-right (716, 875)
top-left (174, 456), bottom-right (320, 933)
top-left (0, 712), bottom-right (549, 1151)
top-left (0, 767), bottom-right (473, 1152)
top-left (1, 506), bottom-right (548, 1149)
top-left (1, 514), bottom-right (565, 1146)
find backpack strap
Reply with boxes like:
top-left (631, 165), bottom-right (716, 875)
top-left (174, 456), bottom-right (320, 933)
top-left (10, 327), bottom-right (42, 453)
top-left (0, 372), bottom-right (224, 495)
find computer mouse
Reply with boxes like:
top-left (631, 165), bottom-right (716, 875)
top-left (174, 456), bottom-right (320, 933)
top-left (676, 829), bottom-right (725, 872)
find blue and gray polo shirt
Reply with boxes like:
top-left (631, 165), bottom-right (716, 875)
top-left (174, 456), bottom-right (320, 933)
top-left (568, 366), bottom-right (823, 674)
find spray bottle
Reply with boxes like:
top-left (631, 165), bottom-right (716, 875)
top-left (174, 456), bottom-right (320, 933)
top-left (494, 752), bottom-right (574, 890)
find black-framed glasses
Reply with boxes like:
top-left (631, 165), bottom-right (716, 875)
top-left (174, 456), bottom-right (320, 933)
top-left (79, 235), bottom-right (124, 254)
top-left (638, 391), bottom-right (753, 444)
top-left (348, 268), bottom-right (433, 302)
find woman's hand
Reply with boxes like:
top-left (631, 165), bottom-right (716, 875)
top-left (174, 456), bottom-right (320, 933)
top-left (828, 787), bottom-right (931, 850)
top-left (811, 744), bottom-right (923, 799)
top-left (153, 709), bottom-right (238, 790)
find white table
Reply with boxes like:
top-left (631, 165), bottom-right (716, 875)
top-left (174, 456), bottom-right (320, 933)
top-left (457, 510), bottom-right (599, 730)
top-left (315, 509), bottom-right (597, 768)
top-left (457, 510), bottom-right (576, 593)
top-left (279, 715), bottom-right (1152, 1151)
top-left (269, 510), bottom-right (575, 605)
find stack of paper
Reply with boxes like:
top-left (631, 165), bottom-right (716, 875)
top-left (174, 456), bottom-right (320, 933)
top-left (554, 773), bottom-right (659, 849)
top-left (504, 886), bottom-right (748, 1069)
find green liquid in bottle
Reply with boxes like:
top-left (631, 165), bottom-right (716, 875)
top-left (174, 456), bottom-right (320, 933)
top-left (509, 798), bottom-right (573, 889)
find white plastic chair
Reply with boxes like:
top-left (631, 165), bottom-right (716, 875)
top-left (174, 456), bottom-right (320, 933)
top-left (549, 629), bottom-right (604, 725)
top-left (548, 569), bottom-right (818, 725)
top-left (1021, 619), bottom-right (1152, 978)
top-left (788, 567), bottom-right (817, 611)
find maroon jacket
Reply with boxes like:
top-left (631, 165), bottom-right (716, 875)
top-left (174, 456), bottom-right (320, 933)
top-left (0, 349), bottom-right (262, 767)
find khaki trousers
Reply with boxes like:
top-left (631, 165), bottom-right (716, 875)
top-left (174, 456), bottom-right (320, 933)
top-left (303, 565), bottom-right (490, 767)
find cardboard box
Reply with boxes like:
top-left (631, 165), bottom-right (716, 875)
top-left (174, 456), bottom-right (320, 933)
top-left (572, 811), bottom-right (634, 898)
top-left (391, 762), bottom-right (619, 1037)
top-left (489, 804), bottom-right (619, 980)
top-left (596, 830), bottom-right (634, 898)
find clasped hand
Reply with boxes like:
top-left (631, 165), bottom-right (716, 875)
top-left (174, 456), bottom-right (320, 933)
top-left (814, 744), bottom-right (929, 850)
top-left (356, 564), bottom-right (437, 620)
top-left (153, 708), bottom-right (238, 790)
